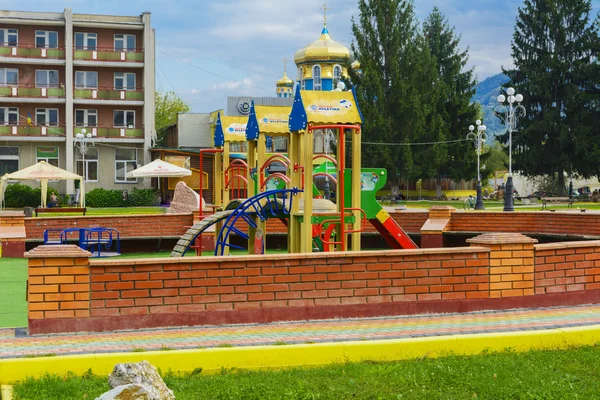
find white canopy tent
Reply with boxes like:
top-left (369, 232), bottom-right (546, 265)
top-left (0, 161), bottom-right (85, 209)
top-left (125, 159), bottom-right (192, 179)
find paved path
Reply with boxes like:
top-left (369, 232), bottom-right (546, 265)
top-left (1, 304), bottom-right (600, 359)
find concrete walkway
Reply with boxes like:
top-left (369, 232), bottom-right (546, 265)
top-left (1, 304), bottom-right (600, 359)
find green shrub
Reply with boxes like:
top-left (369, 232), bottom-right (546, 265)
top-left (3, 184), bottom-right (66, 208)
top-left (85, 188), bottom-right (160, 208)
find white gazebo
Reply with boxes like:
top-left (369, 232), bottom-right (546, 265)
top-left (0, 161), bottom-right (85, 209)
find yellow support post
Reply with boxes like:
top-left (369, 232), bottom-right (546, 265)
top-left (301, 129), bottom-right (313, 253)
top-left (288, 131), bottom-right (301, 254)
top-left (221, 143), bottom-right (231, 256)
top-left (256, 134), bottom-right (268, 253)
top-left (247, 140), bottom-right (257, 254)
top-left (351, 128), bottom-right (362, 251)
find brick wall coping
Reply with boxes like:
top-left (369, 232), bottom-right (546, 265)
top-left (429, 206), bottom-right (456, 211)
top-left (25, 212), bottom-right (192, 221)
top-left (467, 232), bottom-right (538, 244)
top-left (454, 210), bottom-right (593, 215)
top-left (534, 240), bottom-right (600, 250)
top-left (90, 246), bottom-right (491, 267)
top-left (25, 244), bottom-right (92, 258)
top-left (1, 211), bottom-right (25, 217)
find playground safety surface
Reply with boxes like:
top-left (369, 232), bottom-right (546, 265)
top-left (2, 303), bottom-right (600, 359)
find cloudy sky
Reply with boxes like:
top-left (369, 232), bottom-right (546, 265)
top-left (2, 0), bottom-right (598, 112)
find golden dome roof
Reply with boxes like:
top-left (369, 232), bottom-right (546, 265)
top-left (294, 25), bottom-right (350, 65)
top-left (276, 71), bottom-right (294, 87)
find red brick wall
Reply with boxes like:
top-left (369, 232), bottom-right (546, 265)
top-left (88, 248), bottom-right (490, 318)
top-left (451, 212), bottom-right (600, 236)
top-left (25, 213), bottom-right (194, 240)
top-left (534, 241), bottom-right (600, 294)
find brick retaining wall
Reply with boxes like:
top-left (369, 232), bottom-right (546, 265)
top-left (25, 234), bottom-right (600, 335)
top-left (24, 213), bottom-right (194, 241)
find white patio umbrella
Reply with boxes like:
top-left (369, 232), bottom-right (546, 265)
top-left (126, 159), bottom-right (192, 179)
top-left (1, 161), bottom-right (85, 208)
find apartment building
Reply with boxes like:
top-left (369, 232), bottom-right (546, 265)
top-left (0, 8), bottom-right (155, 194)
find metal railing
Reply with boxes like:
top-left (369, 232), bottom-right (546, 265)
top-left (73, 46), bottom-right (144, 62)
top-left (0, 123), bottom-right (65, 137)
top-left (74, 125), bottom-right (144, 139)
top-left (73, 85), bottom-right (144, 101)
top-left (0, 83), bottom-right (65, 98)
top-left (0, 43), bottom-right (66, 59)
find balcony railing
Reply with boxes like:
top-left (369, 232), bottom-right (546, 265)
top-left (0, 123), bottom-right (65, 137)
top-left (0, 43), bottom-right (65, 60)
top-left (73, 46), bottom-right (144, 63)
top-left (74, 125), bottom-right (144, 139)
top-left (0, 83), bottom-right (65, 99)
top-left (73, 86), bottom-right (144, 101)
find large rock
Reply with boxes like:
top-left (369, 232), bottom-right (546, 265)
top-left (95, 384), bottom-right (152, 400)
top-left (104, 361), bottom-right (175, 400)
top-left (168, 181), bottom-right (205, 214)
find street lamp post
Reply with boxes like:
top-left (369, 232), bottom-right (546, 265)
top-left (74, 128), bottom-right (94, 181)
top-left (494, 87), bottom-right (526, 212)
top-left (467, 120), bottom-right (487, 210)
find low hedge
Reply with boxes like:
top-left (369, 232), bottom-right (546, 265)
top-left (86, 188), bottom-right (160, 208)
top-left (3, 184), bottom-right (64, 208)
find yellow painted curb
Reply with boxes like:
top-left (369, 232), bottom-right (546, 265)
top-left (2, 325), bottom-right (600, 385)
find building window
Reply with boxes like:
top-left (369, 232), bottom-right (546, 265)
top-left (36, 108), bottom-right (59, 126)
top-left (115, 148), bottom-right (137, 183)
top-left (114, 34), bottom-right (136, 52)
top-left (298, 67), bottom-right (305, 90)
top-left (0, 68), bottom-right (18, 86)
top-left (0, 146), bottom-right (19, 176)
top-left (36, 146), bottom-right (59, 168)
top-left (114, 72), bottom-right (136, 90)
top-left (0, 107), bottom-right (18, 125)
top-left (333, 65), bottom-right (342, 86)
top-left (0, 29), bottom-right (18, 47)
top-left (113, 110), bottom-right (135, 128)
top-left (75, 109), bottom-right (97, 126)
top-left (35, 70), bottom-right (59, 88)
top-left (74, 32), bottom-right (97, 50)
top-left (313, 65), bottom-right (322, 91)
top-left (35, 31), bottom-right (58, 49)
top-left (75, 71), bottom-right (98, 89)
top-left (76, 147), bottom-right (98, 182)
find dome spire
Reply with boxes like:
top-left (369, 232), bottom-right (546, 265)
top-left (321, 1), bottom-right (330, 32)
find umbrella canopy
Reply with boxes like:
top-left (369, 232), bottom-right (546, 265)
top-left (126, 159), bottom-right (192, 178)
top-left (2, 161), bottom-right (84, 208)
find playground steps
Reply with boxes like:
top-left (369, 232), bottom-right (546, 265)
top-left (171, 210), bottom-right (235, 257)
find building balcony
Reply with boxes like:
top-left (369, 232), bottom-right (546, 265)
top-left (0, 123), bottom-right (65, 138)
top-left (74, 125), bottom-right (144, 140)
top-left (0, 84), bottom-right (66, 103)
top-left (73, 47), bottom-right (144, 67)
top-left (0, 44), bottom-right (66, 65)
top-left (73, 86), bottom-right (144, 106)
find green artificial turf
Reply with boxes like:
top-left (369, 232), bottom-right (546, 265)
top-left (0, 257), bottom-right (28, 328)
top-left (12, 345), bottom-right (600, 399)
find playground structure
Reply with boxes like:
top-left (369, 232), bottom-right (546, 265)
top-left (171, 88), bottom-right (417, 257)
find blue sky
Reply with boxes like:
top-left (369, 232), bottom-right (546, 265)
top-left (2, 0), bottom-right (599, 112)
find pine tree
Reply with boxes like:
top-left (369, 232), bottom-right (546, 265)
top-left (350, 0), bottom-right (443, 191)
top-left (422, 8), bottom-right (480, 197)
top-left (504, 0), bottom-right (600, 194)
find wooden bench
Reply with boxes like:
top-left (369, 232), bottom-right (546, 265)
top-left (34, 207), bottom-right (87, 217)
top-left (541, 197), bottom-right (573, 210)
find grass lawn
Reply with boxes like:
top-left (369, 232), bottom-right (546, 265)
top-left (28, 206), bottom-right (167, 217)
top-left (12, 345), bottom-right (600, 399)
top-left (387, 199), bottom-right (600, 211)
top-left (0, 258), bottom-right (28, 328)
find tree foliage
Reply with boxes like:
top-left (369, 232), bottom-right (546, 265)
top-left (422, 7), bottom-right (480, 184)
top-left (350, 1), bottom-right (480, 192)
top-left (349, 0), bottom-right (443, 185)
top-left (155, 91), bottom-right (190, 147)
top-left (503, 0), bottom-right (600, 194)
